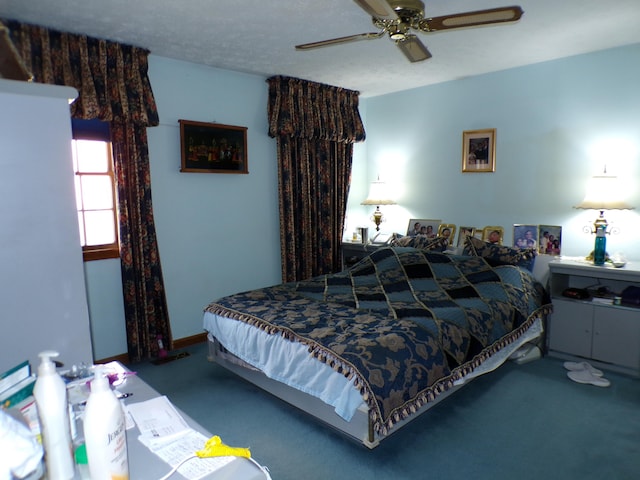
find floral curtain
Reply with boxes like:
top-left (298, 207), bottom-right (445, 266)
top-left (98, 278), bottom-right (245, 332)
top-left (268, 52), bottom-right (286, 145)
top-left (267, 76), bottom-right (365, 282)
top-left (4, 19), bottom-right (172, 362)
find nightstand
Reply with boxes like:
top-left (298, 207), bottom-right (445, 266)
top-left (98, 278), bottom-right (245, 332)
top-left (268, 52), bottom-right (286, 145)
top-left (547, 259), bottom-right (640, 377)
top-left (341, 242), bottom-right (383, 269)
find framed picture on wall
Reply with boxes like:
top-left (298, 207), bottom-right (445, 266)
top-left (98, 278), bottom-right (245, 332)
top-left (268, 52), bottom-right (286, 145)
top-left (513, 224), bottom-right (538, 250)
top-left (457, 226), bottom-right (476, 247)
top-left (462, 128), bottom-right (496, 173)
top-left (481, 226), bottom-right (503, 244)
top-left (539, 225), bottom-right (562, 255)
top-left (179, 119), bottom-right (248, 174)
top-left (406, 219), bottom-right (441, 238)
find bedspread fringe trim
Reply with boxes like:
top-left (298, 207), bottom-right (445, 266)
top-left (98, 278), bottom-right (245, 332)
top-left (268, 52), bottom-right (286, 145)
top-left (205, 303), bottom-right (553, 437)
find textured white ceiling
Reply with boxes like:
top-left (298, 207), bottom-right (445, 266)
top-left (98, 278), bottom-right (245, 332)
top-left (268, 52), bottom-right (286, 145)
top-left (1, 0), bottom-right (639, 97)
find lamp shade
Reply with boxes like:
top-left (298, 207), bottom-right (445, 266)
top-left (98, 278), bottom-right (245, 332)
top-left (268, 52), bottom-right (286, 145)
top-left (361, 180), bottom-right (396, 206)
top-left (574, 175), bottom-right (634, 210)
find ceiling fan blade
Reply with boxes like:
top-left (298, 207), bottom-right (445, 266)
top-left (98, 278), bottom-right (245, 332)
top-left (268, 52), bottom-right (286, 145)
top-left (295, 32), bottom-right (384, 50)
top-left (420, 6), bottom-right (524, 32)
top-left (353, 0), bottom-right (398, 20)
top-left (396, 35), bottom-right (432, 62)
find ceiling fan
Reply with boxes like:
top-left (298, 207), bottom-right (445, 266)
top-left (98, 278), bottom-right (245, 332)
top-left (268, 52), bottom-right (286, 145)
top-left (295, 0), bottom-right (524, 62)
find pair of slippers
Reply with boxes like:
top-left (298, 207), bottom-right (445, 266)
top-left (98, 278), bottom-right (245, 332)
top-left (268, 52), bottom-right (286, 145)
top-left (564, 361), bottom-right (611, 387)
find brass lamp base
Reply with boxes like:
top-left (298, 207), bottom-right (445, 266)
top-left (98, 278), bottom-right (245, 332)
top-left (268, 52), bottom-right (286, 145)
top-left (584, 250), bottom-right (609, 263)
top-left (372, 206), bottom-right (383, 231)
top-left (592, 210), bottom-right (608, 233)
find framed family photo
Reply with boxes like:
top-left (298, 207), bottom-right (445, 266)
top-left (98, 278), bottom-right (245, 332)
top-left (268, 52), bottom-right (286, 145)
top-left (481, 226), bottom-right (503, 244)
top-left (406, 219), bottom-right (441, 238)
top-left (513, 224), bottom-right (538, 250)
top-left (179, 119), bottom-right (248, 174)
top-left (462, 128), bottom-right (496, 173)
top-left (437, 224), bottom-right (456, 245)
top-left (539, 225), bottom-right (562, 255)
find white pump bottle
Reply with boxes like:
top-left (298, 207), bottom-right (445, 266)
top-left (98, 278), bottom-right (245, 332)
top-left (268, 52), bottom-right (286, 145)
top-left (33, 350), bottom-right (75, 480)
top-left (83, 366), bottom-right (129, 480)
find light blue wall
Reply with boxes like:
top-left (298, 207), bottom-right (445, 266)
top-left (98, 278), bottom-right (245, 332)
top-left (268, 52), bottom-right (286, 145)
top-left (348, 44), bottom-right (640, 260)
top-left (87, 44), bottom-right (640, 359)
top-left (86, 57), bottom-right (281, 360)
top-left (84, 259), bottom-right (127, 358)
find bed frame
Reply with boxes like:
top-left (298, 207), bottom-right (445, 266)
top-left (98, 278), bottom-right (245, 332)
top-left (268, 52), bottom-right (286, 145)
top-left (206, 309), bottom-right (545, 449)
top-left (208, 336), bottom-right (473, 448)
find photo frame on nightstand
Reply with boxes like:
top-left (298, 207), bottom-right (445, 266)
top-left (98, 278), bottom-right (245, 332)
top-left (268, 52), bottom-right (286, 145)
top-left (513, 224), bottom-right (538, 250)
top-left (437, 224), bottom-right (456, 246)
top-left (406, 219), bottom-right (441, 238)
top-left (457, 226), bottom-right (476, 247)
top-left (481, 226), bottom-right (503, 244)
top-left (539, 225), bottom-right (562, 255)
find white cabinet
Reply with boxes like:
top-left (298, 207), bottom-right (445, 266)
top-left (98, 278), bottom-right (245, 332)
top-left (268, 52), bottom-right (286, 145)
top-left (547, 259), bottom-right (640, 376)
top-left (0, 79), bottom-right (93, 372)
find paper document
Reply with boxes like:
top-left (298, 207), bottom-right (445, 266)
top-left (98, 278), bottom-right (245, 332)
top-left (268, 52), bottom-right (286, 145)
top-left (127, 395), bottom-right (191, 448)
top-left (151, 429), bottom-right (235, 480)
top-left (127, 396), bottom-right (235, 479)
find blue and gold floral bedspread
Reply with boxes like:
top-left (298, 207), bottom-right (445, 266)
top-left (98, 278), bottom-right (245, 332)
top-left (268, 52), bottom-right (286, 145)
top-left (205, 247), bottom-right (552, 434)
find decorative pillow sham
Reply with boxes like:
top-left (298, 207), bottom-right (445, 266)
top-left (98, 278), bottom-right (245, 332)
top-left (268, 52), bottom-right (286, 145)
top-left (463, 235), bottom-right (537, 271)
top-left (390, 234), bottom-right (449, 252)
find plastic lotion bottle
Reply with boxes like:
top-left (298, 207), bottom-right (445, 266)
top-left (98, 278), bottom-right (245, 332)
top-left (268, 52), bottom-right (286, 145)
top-left (33, 350), bottom-right (75, 480)
top-left (594, 225), bottom-right (607, 266)
top-left (83, 366), bottom-right (129, 480)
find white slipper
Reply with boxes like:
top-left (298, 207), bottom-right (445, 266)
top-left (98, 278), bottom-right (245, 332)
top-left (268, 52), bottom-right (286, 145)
top-left (563, 361), bottom-right (604, 377)
top-left (567, 369), bottom-right (611, 387)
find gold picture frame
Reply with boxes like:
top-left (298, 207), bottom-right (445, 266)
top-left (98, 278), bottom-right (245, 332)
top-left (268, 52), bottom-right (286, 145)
top-left (462, 128), bottom-right (496, 173)
top-left (179, 119), bottom-right (248, 174)
top-left (437, 224), bottom-right (456, 245)
top-left (481, 226), bottom-right (504, 245)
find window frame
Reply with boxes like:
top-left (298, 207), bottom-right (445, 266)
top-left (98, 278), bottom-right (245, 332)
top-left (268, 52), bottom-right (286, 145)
top-left (71, 120), bottom-right (120, 262)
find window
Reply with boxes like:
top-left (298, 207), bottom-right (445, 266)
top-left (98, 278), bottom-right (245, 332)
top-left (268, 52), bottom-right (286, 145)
top-left (71, 119), bottom-right (119, 261)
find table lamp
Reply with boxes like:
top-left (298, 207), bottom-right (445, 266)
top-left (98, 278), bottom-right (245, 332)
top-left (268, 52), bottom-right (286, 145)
top-left (361, 178), bottom-right (396, 231)
top-left (574, 169), bottom-right (634, 264)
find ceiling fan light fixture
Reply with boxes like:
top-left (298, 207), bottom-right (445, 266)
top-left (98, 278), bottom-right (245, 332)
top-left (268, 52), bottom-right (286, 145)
top-left (296, 1), bottom-right (524, 63)
top-left (389, 22), bottom-right (409, 40)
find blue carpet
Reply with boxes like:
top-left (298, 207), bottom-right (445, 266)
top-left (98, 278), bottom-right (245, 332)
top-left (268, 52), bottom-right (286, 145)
top-left (133, 343), bottom-right (640, 480)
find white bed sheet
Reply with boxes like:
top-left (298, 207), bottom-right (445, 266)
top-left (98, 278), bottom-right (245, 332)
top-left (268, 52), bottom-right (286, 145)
top-left (203, 311), bottom-right (543, 421)
top-left (204, 311), bottom-right (364, 421)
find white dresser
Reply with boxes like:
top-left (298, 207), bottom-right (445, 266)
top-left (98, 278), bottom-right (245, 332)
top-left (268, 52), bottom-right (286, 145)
top-left (547, 258), bottom-right (640, 377)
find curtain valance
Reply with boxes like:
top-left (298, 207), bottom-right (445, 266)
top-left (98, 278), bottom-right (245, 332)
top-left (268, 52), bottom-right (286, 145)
top-left (267, 75), bottom-right (365, 144)
top-left (2, 19), bottom-right (159, 126)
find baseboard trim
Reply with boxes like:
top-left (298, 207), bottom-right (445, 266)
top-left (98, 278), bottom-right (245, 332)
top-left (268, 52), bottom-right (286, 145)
top-left (172, 332), bottom-right (208, 350)
top-left (95, 332), bottom-right (208, 366)
top-left (96, 352), bottom-right (130, 366)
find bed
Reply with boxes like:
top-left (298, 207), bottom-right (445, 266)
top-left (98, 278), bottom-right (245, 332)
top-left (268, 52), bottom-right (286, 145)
top-left (203, 239), bottom-right (552, 448)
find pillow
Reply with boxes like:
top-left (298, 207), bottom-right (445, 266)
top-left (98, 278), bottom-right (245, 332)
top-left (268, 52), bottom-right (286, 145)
top-left (391, 234), bottom-right (449, 252)
top-left (463, 235), bottom-right (537, 271)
